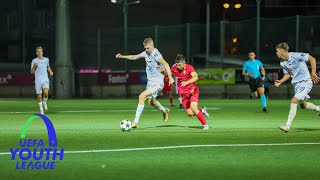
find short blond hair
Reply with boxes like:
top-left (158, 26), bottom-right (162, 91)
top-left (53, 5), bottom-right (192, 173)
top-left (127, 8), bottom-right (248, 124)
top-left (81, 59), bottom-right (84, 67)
top-left (143, 38), bottom-right (154, 46)
top-left (36, 46), bottom-right (43, 51)
top-left (276, 42), bottom-right (289, 51)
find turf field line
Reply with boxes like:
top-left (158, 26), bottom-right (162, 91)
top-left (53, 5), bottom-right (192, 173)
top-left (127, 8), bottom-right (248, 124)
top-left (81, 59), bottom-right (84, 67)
top-left (0, 108), bottom-right (221, 114)
top-left (1, 142), bottom-right (320, 155)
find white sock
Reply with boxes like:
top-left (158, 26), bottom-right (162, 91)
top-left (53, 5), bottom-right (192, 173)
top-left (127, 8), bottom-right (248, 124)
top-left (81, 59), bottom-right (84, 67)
top-left (43, 98), bottom-right (48, 104)
top-left (178, 97), bottom-right (182, 104)
top-left (38, 102), bottom-right (44, 112)
top-left (154, 101), bottom-right (166, 113)
top-left (133, 104), bottom-right (144, 123)
top-left (286, 103), bottom-right (297, 128)
top-left (306, 102), bottom-right (320, 112)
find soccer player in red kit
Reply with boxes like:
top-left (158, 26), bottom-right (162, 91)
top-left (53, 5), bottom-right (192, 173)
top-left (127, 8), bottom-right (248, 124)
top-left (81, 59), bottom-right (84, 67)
top-left (170, 54), bottom-right (210, 130)
top-left (160, 74), bottom-right (174, 107)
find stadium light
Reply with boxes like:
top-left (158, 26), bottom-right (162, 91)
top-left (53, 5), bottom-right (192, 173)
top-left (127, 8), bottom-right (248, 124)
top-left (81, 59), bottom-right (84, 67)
top-left (232, 37), bottom-right (238, 43)
top-left (234, 3), bottom-right (241, 9)
top-left (223, 3), bottom-right (230, 9)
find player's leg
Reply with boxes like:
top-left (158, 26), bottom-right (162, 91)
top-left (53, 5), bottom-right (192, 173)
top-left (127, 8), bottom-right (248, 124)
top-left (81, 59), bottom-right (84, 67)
top-left (299, 82), bottom-right (319, 113)
top-left (280, 81), bottom-right (312, 132)
top-left (178, 94), bottom-right (183, 109)
top-left (43, 88), bottom-right (49, 111)
top-left (257, 87), bottom-right (267, 112)
top-left (257, 78), bottom-right (267, 111)
top-left (201, 106), bottom-right (210, 118)
top-left (190, 91), bottom-right (208, 129)
top-left (175, 80), bottom-right (183, 108)
top-left (190, 102), bottom-right (208, 130)
top-left (132, 89), bottom-right (152, 128)
top-left (35, 82), bottom-right (44, 115)
top-left (150, 97), bottom-right (170, 122)
top-left (280, 97), bottom-right (299, 132)
top-left (169, 90), bottom-right (174, 107)
top-left (42, 81), bottom-right (50, 111)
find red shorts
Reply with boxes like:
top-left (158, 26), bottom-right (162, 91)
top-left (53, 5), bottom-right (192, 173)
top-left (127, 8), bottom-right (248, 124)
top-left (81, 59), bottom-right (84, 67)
top-left (162, 82), bottom-right (172, 94)
top-left (181, 88), bottom-right (199, 110)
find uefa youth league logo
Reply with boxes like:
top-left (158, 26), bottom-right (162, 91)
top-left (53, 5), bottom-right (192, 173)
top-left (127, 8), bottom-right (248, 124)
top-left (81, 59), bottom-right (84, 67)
top-left (9, 114), bottom-right (64, 170)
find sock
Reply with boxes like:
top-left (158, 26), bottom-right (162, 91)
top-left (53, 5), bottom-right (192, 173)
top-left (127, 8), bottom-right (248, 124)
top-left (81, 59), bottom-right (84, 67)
top-left (170, 97), bottom-right (173, 105)
top-left (133, 104), bottom-right (144, 123)
top-left (196, 108), bottom-right (207, 125)
top-left (250, 92), bottom-right (253, 96)
top-left (178, 97), bottom-right (182, 104)
top-left (38, 102), bottom-right (43, 112)
top-left (43, 98), bottom-right (48, 104)
top-left (154, 101), bottom-right (166, 113)
top-left (286, 103), bottom-right (297, 128)
top-left (306, 102), bottom-right (320, 112)
top-left (260, 94), bottom-right (267, 108)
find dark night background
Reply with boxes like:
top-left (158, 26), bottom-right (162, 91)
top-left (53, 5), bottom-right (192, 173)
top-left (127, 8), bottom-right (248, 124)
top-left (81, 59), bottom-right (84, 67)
top-left (0, 0), bottom-right (319, 68)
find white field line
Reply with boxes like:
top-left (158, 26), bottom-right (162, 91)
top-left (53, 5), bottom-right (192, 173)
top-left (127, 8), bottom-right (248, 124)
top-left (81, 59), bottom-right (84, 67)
top-left (0, 108), bottom-right (220, 114)
top-left (1, 142), bottom-right (320, 155)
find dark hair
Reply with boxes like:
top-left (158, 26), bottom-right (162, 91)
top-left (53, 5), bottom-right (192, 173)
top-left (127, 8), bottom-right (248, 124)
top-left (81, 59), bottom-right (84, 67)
top-left (175, 54), bottom-right (186, 63)
top-left (248, 50), bottom-right (255, 54)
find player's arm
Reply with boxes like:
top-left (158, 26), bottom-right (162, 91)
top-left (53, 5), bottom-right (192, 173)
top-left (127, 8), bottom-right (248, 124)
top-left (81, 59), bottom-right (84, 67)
top-left (181, 72), bottom-right (198, 87)
top-left (115, 53), bottom-right (140, 60)
top-left (47, 66), bottom-right (54, 76)
top-left (159, 58), bottom-right (174, 85)
top-left (260, 67), bottom-right (266, 80)
top-left (308, 55), bottom-right (320, 84)
top-left (274, 73), bottom-right (291, 87)
top-left (30, 61), bottom-right (37, 74)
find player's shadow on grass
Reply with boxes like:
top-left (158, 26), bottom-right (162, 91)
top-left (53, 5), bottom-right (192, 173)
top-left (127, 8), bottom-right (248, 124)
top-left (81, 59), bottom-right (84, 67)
top-left (294, 128), bottom-right (320, 132)
top-left (155, 125), bottom-right (202, 129)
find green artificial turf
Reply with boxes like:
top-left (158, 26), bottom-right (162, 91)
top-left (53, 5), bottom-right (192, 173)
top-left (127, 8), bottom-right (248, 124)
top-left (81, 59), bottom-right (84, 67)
top-left (0, 99), bottom-right (320, 180)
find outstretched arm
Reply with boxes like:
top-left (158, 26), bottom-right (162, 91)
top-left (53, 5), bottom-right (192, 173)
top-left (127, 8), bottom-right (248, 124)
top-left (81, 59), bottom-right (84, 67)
top-left (115, 53), bottom-right (140, 60)
top-left (308, 55), bottom-right (320, 84)
top-left (274, 73), bottom-right (291, 87)
top-left (159, 58), bottom-right (174, 85)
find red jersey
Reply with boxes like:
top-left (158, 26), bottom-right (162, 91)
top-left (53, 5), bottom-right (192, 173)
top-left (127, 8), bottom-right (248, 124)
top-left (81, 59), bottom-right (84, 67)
top-left (171, 64), bottom-right (198, 95)
top-left (163, 75), bottom-right (169, 83)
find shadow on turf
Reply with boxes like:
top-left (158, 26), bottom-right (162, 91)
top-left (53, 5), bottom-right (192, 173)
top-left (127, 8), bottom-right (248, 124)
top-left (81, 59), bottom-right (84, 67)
top-left (151, 125), bottom-right (202, 129)
top-left (293, 128), bottom-right (320, 132)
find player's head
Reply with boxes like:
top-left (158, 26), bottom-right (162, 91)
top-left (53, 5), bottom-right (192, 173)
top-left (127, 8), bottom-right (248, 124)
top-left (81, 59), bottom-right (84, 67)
top-left (143, 38), bottom-right (154, 54)
top-left (276, 42), bottom-right (289, 59)
top-left (36, 46), bottom-right (43, 58)
top-left (175, 54), bottom-right (186, 71)
top-left (248, 51), bottom-right (256, 60)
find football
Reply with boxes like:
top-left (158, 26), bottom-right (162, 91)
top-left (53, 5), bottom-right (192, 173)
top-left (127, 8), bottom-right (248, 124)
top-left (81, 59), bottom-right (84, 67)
top-left (120, 119), bottom-right (132, 131)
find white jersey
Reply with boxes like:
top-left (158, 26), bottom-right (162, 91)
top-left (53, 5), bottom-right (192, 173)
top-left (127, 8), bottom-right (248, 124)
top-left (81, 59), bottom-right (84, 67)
top-left (138, 48), bottom-right (164, 82)
top-left (31, 57), bottom-right (50, 82)
top-left (280, 52), bottom-right (310, 84)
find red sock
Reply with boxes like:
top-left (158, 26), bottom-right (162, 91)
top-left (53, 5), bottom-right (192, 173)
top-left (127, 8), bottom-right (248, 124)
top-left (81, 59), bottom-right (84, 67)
top-left (170, 97), bottom-right (173, 105)
top-left (196, 108), bottom-right (207, 125)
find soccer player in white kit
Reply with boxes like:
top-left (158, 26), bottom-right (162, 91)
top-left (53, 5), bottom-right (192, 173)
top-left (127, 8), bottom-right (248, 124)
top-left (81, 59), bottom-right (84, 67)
top-left (274, 42), bottom-right (320, 132)
top-left (115, 38), bottom-right (174, 128)
top-left (30, 47), bottom-right (54, 115)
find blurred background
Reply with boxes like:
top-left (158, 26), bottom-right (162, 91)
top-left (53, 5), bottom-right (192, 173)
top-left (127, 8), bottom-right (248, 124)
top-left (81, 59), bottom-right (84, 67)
top-left (1, 0), bottom-right (320, 99)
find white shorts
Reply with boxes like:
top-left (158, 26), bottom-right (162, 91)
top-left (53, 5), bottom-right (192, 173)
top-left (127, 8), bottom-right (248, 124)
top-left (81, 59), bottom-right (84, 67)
top-left (35, 80), bottom-right (50, 94)
top-left (293, 79), bottom-right (313, 102)
top-left (146, 80), bottom-right (164, 98)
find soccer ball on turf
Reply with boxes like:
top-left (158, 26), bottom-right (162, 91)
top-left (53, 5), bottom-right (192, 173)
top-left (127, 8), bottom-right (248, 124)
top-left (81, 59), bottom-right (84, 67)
top-left (120, 119), bottom-right (132, 131)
